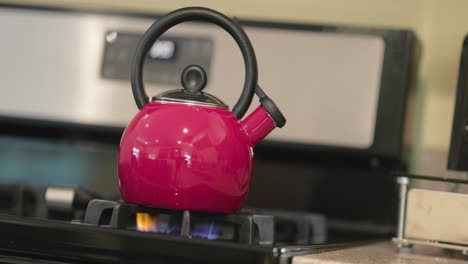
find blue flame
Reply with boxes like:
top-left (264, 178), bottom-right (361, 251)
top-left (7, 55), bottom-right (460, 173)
top-left (168, 224), bottom-right (181, 235)
top-left (152, 224), bottom-right (180, 235)
top-left (135, 214), bottom-right (220, 240)
top-left (191, 221), bottom-right (219, 240)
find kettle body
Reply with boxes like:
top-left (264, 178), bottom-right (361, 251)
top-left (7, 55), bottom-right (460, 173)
top-left (118, 7), bottom-right (285, 213)
top-left (119, 101), bottom-right (254, 212)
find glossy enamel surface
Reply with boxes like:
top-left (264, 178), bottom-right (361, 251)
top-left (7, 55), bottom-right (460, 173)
top-left (118, 101), bottom-right (266, 213)
top-left (242, 106), bottom-right (277, 146)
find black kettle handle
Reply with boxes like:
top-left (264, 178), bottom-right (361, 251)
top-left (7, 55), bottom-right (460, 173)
top-left (131, 7), bottom-right (257, 119)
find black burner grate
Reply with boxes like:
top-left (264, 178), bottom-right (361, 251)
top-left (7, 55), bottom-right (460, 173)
top-left (84, 199), bottom-right (326, 246)
top-left (84, 199), bottom-right (274, 244)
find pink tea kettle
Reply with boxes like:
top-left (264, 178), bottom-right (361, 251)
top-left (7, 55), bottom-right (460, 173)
top-left (118, 7), bottom-right (285, 213)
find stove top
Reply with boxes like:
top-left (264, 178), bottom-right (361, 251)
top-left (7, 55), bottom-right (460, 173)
top-left (0, 213), bottom-right (365, 264)
top-left (0, 184), bottom-right (376, 263)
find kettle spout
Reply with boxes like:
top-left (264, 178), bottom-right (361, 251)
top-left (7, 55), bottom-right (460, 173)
top-left (241, 93), bottom-right (286, 146)
top-left (241, 106), bottom-right (279, 146)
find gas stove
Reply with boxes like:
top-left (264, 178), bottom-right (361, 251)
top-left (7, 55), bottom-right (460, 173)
top-left (0, 4), bottom-right (416, 264)
top-left (0, 184), bottom-right (371, 264)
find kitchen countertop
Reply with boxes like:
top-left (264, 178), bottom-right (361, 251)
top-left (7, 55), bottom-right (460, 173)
top-left (294, 241), bottom-right (468, 264)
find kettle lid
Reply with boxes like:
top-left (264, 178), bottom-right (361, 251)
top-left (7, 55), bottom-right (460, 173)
top-left (152, 65), bottom-right (228, 108)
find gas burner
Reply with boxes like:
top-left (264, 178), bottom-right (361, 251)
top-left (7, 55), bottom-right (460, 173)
top-left (84, 199), bottom-right (327, 246)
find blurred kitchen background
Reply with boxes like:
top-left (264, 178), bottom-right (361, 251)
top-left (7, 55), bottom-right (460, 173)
top-left (0, 0), bottom-right (467, 234)
top-left (2, 1), bottom-right (468, 263)
top-left (0, 0), bottom-right (465, 180)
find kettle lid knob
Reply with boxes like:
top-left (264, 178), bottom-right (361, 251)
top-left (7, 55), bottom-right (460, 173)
top-left (181, 65), bottom-right (207, 94)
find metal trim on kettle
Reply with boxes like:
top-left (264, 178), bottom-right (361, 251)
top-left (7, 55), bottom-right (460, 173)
top-left (118, 7), bottom-right (286, 213)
